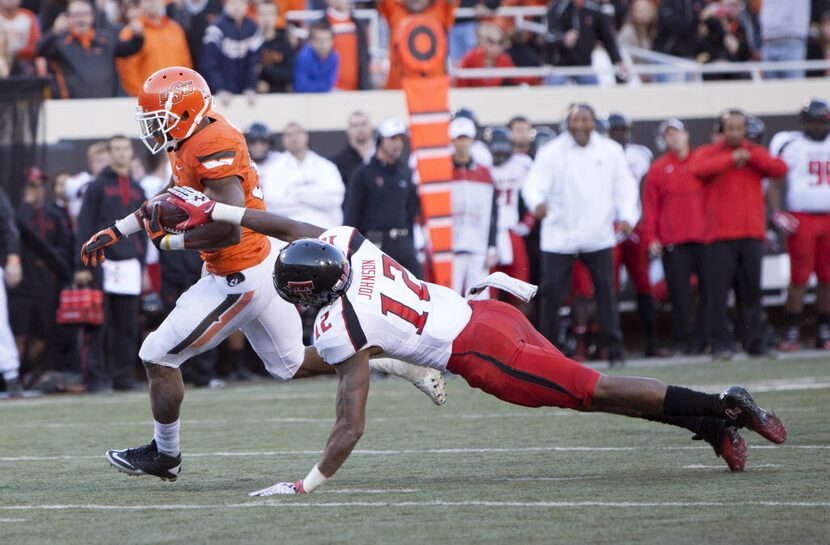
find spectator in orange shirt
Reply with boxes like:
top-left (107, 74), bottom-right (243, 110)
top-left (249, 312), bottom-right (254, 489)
top-left (378, 0), bottom-right (456, 89)
top-left (457, 22), bottom-right (515, 87)
top-left (0, 0), bottom-right (40, 74)
top-left (116, 0), bottom-right (192, 97)
top-left (323, 0), bottom-right (371, 90)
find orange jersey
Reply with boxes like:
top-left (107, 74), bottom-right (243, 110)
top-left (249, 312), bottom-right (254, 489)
top-left (170, 113), bottom-right (270, 275)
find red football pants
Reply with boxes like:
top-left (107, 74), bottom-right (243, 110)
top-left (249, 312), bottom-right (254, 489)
top-left (447, 300), bottom-right (601, 409)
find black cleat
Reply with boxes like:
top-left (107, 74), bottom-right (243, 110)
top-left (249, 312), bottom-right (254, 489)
top-left (693, 422), bottom-right (747, 472)
top-left (720, 386), bottom-right (788, 444)
top-left (106, 440), bottom-right (182, 481)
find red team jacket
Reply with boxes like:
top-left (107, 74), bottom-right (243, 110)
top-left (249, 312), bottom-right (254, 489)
top-left (642, 150), bottom-right (707, 247)
top-left (688, 140), bottom-right (788, 243)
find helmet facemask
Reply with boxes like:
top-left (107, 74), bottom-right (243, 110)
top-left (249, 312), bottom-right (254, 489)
top-left (136, 106), bottom-right (182, 154)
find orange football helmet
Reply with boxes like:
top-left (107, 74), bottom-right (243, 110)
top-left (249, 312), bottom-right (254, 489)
top-left (136, 67), bottom-right (212, 154)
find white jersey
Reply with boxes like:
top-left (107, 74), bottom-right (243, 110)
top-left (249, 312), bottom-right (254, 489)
top-left (770, 130), bottom-right (830, 213)
top-left (492, 154), bottom-right (533, 232)
top-left (312, 226), bottom-right (472, 370)
top-left (625, 143), bottom-right (653, 182)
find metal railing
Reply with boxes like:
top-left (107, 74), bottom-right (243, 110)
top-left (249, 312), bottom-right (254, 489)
top-left (285, 6), bottom-right (830, 85)
top-left (449, 58), bottom-right (830, 84)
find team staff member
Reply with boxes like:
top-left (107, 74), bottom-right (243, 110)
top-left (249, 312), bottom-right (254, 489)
top-left (0, 185), bottom-right (22, 397)
top-left (523, 104), bottom-right (639, 368)
top-left (643, 119), bottom-right (707, 354)
top-left (343, 118), bottom-right (423, 278)
top-left (75, 135), bottom-right (148, 392)
top-left (689, 110), bottom-right (788, 359)
top-left (768, 99), bottom-right (830, 351)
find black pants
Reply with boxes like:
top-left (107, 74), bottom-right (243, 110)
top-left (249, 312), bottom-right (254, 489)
top-left (540, 248), bottom-right (623, 358)
top-left (662, 242), bottom-right (708, 351)
top-left (706, 238), bottom-right (763, 353)
top-left (86, 294), bottom-right (140, 389)
top-left (379, 235), bottom-right (423, 279)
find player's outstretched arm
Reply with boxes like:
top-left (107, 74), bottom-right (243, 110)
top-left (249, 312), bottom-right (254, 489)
top-left (167, 185), bottom-right (325, 242)
top-left (238, 209), bottom-right (325, 242)
top-left (248, 350), bottom-right (372, 496)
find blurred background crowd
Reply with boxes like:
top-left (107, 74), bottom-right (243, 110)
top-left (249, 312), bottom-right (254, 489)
top-left (2, 0), bottom-right (830, 97)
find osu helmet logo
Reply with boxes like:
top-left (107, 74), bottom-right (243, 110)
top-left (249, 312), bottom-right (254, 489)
top-left (159, 81), bottom-right (195, 107)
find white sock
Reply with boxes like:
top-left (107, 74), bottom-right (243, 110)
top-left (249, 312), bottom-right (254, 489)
top-left (153, 419), bottom-right (181, 456)
top-left (3, 369), bottom-right (19, 382)
top-left (369, 358), bottom-right (431, 383)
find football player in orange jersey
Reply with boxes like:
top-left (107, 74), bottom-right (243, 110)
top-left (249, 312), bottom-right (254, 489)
top-left (80, 67), bottom-right (445, 482)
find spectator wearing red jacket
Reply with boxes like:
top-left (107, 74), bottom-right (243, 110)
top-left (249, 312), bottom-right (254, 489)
top-left (642, 119), bottom-right (707, 354)
top-left (689, 110), bottom-right (788, 358)
top-left (457, 23), bottom-right (515, 87)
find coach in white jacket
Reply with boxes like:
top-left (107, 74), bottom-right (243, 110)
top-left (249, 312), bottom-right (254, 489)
top-left (262, 123), bottom-right (345, 241)
top-left (522, 104), bottom-right (640, 367)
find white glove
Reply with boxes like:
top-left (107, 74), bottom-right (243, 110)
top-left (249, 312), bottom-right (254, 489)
top-left (248, 480), bottom-right (306, 497)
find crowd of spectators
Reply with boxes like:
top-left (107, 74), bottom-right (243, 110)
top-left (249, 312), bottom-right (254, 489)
top-left (2, 0), bottom-right (830, 96)
top-left (3, 95), bottom-right (830, 398)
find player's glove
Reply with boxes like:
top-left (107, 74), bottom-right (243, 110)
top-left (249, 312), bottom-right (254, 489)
top-left (248, 480), bottom-right (306, 497)
top-left (167, 186), bottom-right (216, 230)
top-left (142, 201), bottom-right (166, 249)
top-left (81, 225), bottom-right (126, 267)
top-left (771, 210), bottom-right (799, 234)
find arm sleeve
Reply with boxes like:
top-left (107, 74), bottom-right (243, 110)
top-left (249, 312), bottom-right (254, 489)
top-left (75, 181), bottom-right (100, 270)
top-left (407, 175), bottom-right (421, 228)
top-left (0, 187), bottom-right (21, 256)
top-left (613, 146), bottom-right (641, 226)
top-left (342, 169), bottom-right (367, 230)
top-left (641, 166), bottom-right (661, 245)
top-left (244, 28), bottom-right (264, 91)
top-left (521, 148), bottom-right (554, 211)
top-left (687, 146), bottom-right (735, 180)
top-left (114, 28), bottom-right (144, 57)
top-left (596, 9), bottom-right (623, 63)
top-left (294, 161), bottom-right (345, 211)
top-left (201, 25), bottom-right (227, 92)
top-left (35, 31), bottom-right (59, 59)
top-left (292, 48), bottom-right (315, 92)
top-left (17, 12), bottom-right (40, 60)
top-left (747, 145), bottom-right (789, 178)
top-left (327, 52), bottom-right (340, 91)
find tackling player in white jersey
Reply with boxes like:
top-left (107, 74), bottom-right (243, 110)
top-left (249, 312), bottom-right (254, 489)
top-left (768, 99), bottom-right (830, 350)
top-left (164, 186), bottom-right (789, 494)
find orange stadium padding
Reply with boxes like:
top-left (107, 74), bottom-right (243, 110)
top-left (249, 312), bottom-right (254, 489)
top-left (399, 15), bottom-right (453, 288)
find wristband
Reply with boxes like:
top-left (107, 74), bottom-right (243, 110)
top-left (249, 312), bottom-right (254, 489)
top-left (114, 212), bottom-right (143, 237)
top-left (211, 202), bottom-right (246, 226)
top-left (160, 234), bottom-right (185, 251)
top-left (301, 464), bottom-right (328, 493)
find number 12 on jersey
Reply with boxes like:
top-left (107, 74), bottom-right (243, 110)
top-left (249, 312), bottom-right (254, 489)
top-left (379, 255), bottom-right (430, 335)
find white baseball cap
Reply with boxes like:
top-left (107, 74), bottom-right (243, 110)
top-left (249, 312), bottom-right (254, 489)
top-left (377, 117), bottom-right (407, 139)
top-left (449, 117), bottom-right (477, 140)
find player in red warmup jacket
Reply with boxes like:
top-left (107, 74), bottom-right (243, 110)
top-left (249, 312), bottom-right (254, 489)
top-left (163, 185), bottom-right (789, 495)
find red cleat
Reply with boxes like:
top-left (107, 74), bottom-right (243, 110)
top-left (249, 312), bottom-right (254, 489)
top-left (694, 424), bottom-right (747, 472)
top-left (720, 386), bottom-right (788, 444)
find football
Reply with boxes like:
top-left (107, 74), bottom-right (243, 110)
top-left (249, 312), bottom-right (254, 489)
top-left (146, 193), bottom-right (189, 233)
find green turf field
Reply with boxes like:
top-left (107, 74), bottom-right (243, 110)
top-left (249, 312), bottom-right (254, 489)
top-left (1, 357), bottom-right (828, 545)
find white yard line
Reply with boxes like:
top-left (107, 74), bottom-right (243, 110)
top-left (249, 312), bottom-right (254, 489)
top-left (1, 501), bottom-right (828, 512)
top-left (1, 444), bottom-right (826, 463)
top-left (683, 464), bottom-right (784, 469)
